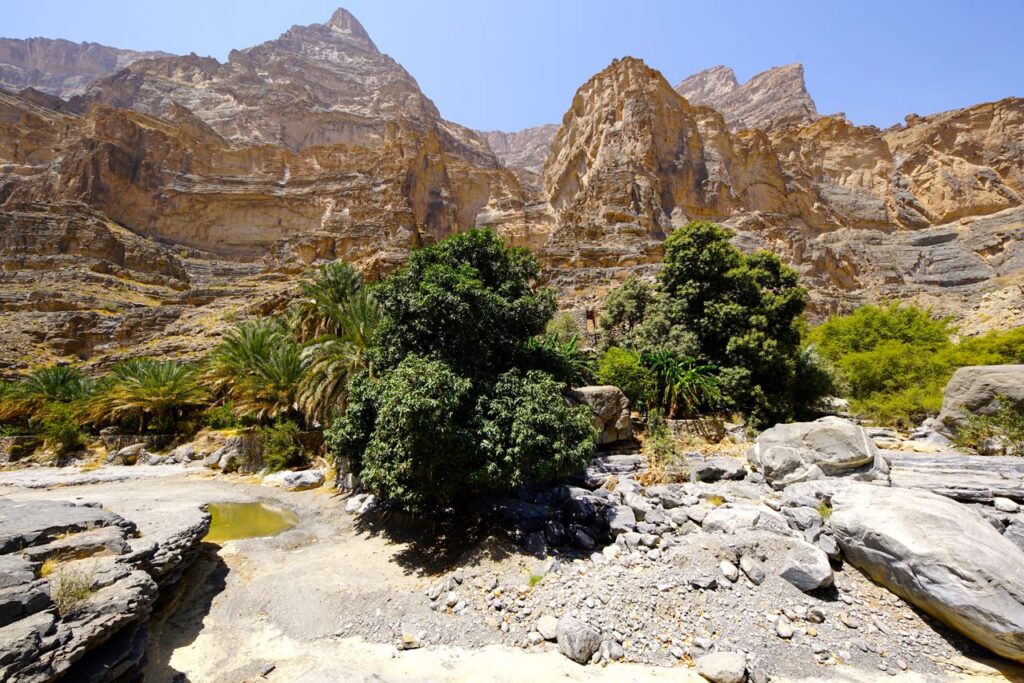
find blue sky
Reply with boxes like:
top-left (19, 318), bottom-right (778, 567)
top-left (5, 1), bottom-right (1022, 132)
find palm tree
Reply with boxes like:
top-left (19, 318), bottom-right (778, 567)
top-left (288, 261), bottom-right (364, 342)
top-left (0, 365), bottom-right (92, 421)
top-left (89, 359), bottom-right (205, 432)
top-left (297, 288), bottom-right (381, 423)
top-left (642, 350), bottom-right (719, 418)
top-left (205, 318), bottom-right (305, 423)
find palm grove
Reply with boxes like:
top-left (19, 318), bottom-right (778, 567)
top-left (3, 222), bottom-right (1021, 510)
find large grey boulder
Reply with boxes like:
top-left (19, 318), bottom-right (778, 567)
top-left (262, 469), bottom-right (325, 491)
top-left (103, 443), bottom-right (146, 465)
top-left (829, 482), bottom-right (1024, 662)
top-left (556, 615), bottom-right (601, 664)
top-left (748, 417), bottom-right (888, 489)
top-left (569, 386), bottom-right (633, 445)
top-left (695, 651), bottom-right (747, 683)
top-left (937, 364), bottom-right (1024, 433)
top-left (779, 540), bottom-right (833, 592)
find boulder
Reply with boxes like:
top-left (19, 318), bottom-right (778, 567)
top-left (779, 540), bottom-right (833, 592)
top-left (747, 417), bottom-right (888, 489)
top-left (556, 615), bottom-right (601, 664)
top-left (262, 469), bottom-right (325, 491)
top-left (690, 457), bottom-right (747, 483)
top-left (695, 651), bottom-right (747, 683)
top-left (937, 365), bottom-right (1024, 433)
top-left (103, 443), bottom-right (146, 465)
top-left (569, 386), bottom-right (633, 445)
top-left (829, 482), bottom-right (1024, 662)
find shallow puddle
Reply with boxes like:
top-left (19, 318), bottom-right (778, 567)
top-left (203, 502), bottom-right (298, 543)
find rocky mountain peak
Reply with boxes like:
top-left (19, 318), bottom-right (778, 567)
top-left (324, 7), bottom-right (377, 51)
top-left (676, 62), bottom-right (817, 130)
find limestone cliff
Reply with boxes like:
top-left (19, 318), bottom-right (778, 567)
top-left (0, 37), bottom-right (169, 98)
top-left (675, 63), bottom-right (818, 130)
top-left (478, 124), bottom-right (560, 176)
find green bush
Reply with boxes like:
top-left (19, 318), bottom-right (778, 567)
top-left (40, 404), bottom-right (87, 456)
top-left (204, 402), bottom-right (242, 430)
top-left (954, 396), bottom-right (1024, 455)
top-left (600, 222), bottom-right (814, 428)
top-left (809, 305), bottom-right (1024, 426)
top-left (476, 370), bottom-right (595, 490)
top-left (597, 347), bottom-right (653, 409)
top-left (258, 419), bottom-right (306, 472)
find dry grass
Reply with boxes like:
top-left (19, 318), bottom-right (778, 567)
top-left (39, 557), bottom-right (57, 578)
top-left (707, 494), bottom-right (726, 507)
top-left (49, 564), bottom-right (96, 615)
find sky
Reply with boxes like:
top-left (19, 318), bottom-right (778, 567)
top-left (4, 1), bottom-right (1023, 132)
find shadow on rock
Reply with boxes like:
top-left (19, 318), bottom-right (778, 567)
top-left (144, 543), bottom-right (229, 682)
top-left (354, 507), bottom-right (512, 577)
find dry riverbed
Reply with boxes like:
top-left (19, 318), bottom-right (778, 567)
top-left (0, 466), bottom-right (1020, 682)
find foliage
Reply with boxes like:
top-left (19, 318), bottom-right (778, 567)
top-left (953, 396), bottom-right (1024, 455)
top-left (809, 304), bottom-right (1024, 426)
top-left (601, 222), bottom-right (813, 428)
top-left (639, 408), bottom-right (684, 485)
top-left (258, 419), bottom-right (307, 472)
top-left (327, 229), bottom-right (595, 511)
top-left (204, 401), bottom-right (243, 430)
top-left (40, 403), bottom-right (87, 455)
top-left (205, 318), bottom-right (304, 423)
top-left (598, 276), bottom-right (653, 349)
top-left (597, 347), bottom-right (653, 409)
top-left (546, 312), bottom-right (581, 344)
top-left (372, 228), bottom-right (554, 382)
top-left (524, 333), bottom-right (596, 387)
top-left (817, 500), bottom-right (833, 519)
top-left (642, 350), bottom-right (720, 418)
top-left (287, 260), bottom-right (366, 342)
top-left (0, 365), bottom-right (92, 422)
top-left (476, 370), bottom-right (595, 491)
top-left (50, 564), bottom-right (95, 615)
top-left (88, 359), bottom-right (205, 433)
top-left (356, 355), bottom-right (474, 510)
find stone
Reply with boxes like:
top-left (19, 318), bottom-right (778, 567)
top-left (536, 614), bottom-right (559, 641)
top-left (818, 534), bottom-right (841, 561)
top-left (776, 615), bottom-right (794, 639)
top-left (994, 497), bottom-right (1020, 514)
top-left (604, 505), bottom-right (636, 537)
top-left (569, 386), bottom-right (633, 445)
top-left (748, 417), bottom-right (888, 489)
top-left (690, 457), bottom-right (747, 483)
top-left (524, 531), bottom-right (548, 557)
top-left (720, 560), bottom-right (739, 583)
top-left (544, 520), bottom-right (568, 547)
top-left (1005, 522), bottom-right (1024, 551)
top-left (703, 506), bottom-right (761, 534)
top-left (779, 541), bottom-right (834, 592)
top-left (937, 365), bottom-right (1024, 433)
top-left (695, 651), bottom-right (747, 683)
top-left (104, 443), bottom-right (146, 465)
top-left (556, 616), bottom-right (601, 664)
top-left (830, 481), bottom-right (1024, 662)
top-left (739, 555), bottom-right (766, 586)
top-left (261, 469), bottom-right (325, 491)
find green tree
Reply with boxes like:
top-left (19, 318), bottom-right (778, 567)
top-left (0, 365), bottom-right (92, 422)
top-left (40, 403), bottom-right (87, 455)
top-left (604, 222), bottom-right (811, 427)
top-left (598, 276), bottom-right (654, 349)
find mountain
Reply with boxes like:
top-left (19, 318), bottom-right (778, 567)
top-left (675, 63), bottom-right (818, 130)
top-left (540, 57), bottom-right (1024, 328)
top-left (76, 9), bottom-right (495, 163)
top-left (0, 10), bottom-right (1021, 373)
top-left (478, 124), bottom-right (560, 175)
top-left (0, 37), bottom-right (169, 98)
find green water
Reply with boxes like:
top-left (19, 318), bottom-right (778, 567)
top-left (203, 502), bottom-right (298, 544)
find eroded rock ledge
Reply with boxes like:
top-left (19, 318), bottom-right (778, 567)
top-left (0, 499), bottom-right (210, 682)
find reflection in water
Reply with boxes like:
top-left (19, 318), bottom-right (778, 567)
top-left (203, 502), bottom-right (298, 544)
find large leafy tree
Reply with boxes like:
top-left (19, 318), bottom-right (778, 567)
top-left (603, 221), bottom-right (814, 427)
top-left (327, 229), bottom-right (594, 510)
top-left (0, 365), bottom-right (92, 422)
top-left (88, 359), bottom-right (205, 432)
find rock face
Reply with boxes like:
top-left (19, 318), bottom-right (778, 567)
top-left (937, 365), bottom-right (1024, 432)
top-left (747, 417), bottom-right (888, 489)
top-left (569, 386), bottom-right (633, 445)
top-left (0, 37), bottom-right (169, 98)
top-left (0, 499), bottom-right (210, 681)
top-left (828, 482), bottom-right (1024, 663)
top-left (2, 13), bottom-right (1024, 370)
top-left (675, 63), bottom-right (818, 130)
top-left (477, 124), bottom-right (560, 177)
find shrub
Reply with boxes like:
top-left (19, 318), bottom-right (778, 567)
top-left (524, 333), bottom-right (596, 387)
top-left (50, 564), bottom-right (96, 615)
top-left (545, 312), bottom-right (581, 344)
top-left (204, 401), bottom-right (242, 430)
top-left (356, 355), bottom-right (474, 510)
top-left (476, 370), bottom-right (595, 490)
top-left (258, 419), bottom-right (307, 472)
top-left (40, 404), bottom-right (87, 455)
top-left (597, 347), bottom-right (653, 409)
top-left (954, 396), bottom-right (1024, 455)
top-left (598, 276), bottom-right (653, 349)
top-left (639, 409), bottom-right (685, 485)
